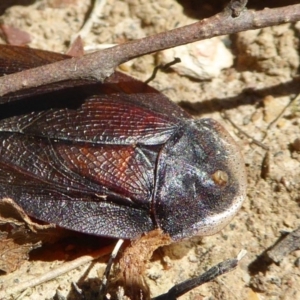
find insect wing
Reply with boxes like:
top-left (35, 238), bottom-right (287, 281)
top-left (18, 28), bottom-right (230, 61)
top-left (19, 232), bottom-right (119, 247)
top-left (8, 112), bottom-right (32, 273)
top-left (0, 45), bottom-right (185, 238)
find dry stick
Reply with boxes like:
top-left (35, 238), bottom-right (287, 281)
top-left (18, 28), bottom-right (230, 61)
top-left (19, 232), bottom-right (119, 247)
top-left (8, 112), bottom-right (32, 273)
top-left (223, 94), bottom-right (300, 152)
top-left (261, 93), bottom-right (300, 143)
top-left (71, 0), bottom-right (107, 43)
top-left (98, 239), bottom-right (124, 299)
top-left (153, 250), bottom-right (247, 300)
top-left (0, 4), bottom-right (300, 97)
top-left (144, 58), bottom-right (181, 84)
top-left (267, 226), bottom-right (300, 263)
top-left (0, 244), bottom-right (114, 299)
top-left (221, 112), bottom-right (270, 150)
top-left (229, 0), bottom-right (248, 17)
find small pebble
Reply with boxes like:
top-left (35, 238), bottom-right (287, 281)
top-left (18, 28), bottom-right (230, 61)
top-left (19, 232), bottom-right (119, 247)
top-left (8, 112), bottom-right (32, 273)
top-left (292, 138), bottom-right (300, 151)
top-left (295, 257), bottom-right (300, 267)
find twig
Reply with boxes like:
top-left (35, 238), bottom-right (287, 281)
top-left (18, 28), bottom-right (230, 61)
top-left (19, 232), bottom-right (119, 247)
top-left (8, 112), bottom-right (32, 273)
top-left (221, 112), bottom-right (269, 150)
top-left (0, 4), bottom-right (300, 97)
top-left (227, 0), bottom-right (248, 17)
top-left (98, 239), bottom-right (124, 299)
top-left (267, 226), bottom-right (300, 263)
top-left (0, 244), bottom-right (114, 298)
top-left (261, 93), bottom-right (300, 143)
top-left (144, 58), bottom-right (181, 84)
top-left (71, 0), bottom-right (107, 43)
top-left (153, 250), bottom-right (247, 300)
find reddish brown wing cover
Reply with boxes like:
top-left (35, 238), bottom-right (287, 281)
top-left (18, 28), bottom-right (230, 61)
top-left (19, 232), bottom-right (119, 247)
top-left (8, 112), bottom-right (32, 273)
top-left (0, 45), bottom-right (189, 239)
top-left (0, 45), bottom-right (247, 241)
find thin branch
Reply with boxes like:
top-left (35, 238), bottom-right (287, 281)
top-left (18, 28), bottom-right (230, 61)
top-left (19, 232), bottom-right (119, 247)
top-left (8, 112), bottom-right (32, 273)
top-left (144, 57), bottom-right (181, 84)
top-left (0, 245), bottom-right (114, 298)
top-left (261, 93), bottom-right (300, 143)
top-left (153, 250), bottom-right (247, 300)
top-left (0, 4), bottom-right (300, 97)
top-left (98, 239), bottom-right (124, 298)
top-left (267, 226), bottom-right (300, 263)
top-left (71, 0), bottom-right (107, 43)
top-left (228, 0), bottom-right (248, 17)
top-left (221, 112), bottom-right (270, 150)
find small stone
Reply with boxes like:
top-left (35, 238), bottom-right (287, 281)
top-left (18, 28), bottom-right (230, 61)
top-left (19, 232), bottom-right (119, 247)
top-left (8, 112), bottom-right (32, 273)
top-left (295, 257), bottom-right (300, 267)
top-left (292, 138), bottom-right (300, 151)
top-left (157, 37), bottom-right (233, 80)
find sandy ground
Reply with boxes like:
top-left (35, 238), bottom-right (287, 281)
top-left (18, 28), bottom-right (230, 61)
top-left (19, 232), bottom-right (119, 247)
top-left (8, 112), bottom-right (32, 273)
top-left (0, 0), bottom-right (300, 299)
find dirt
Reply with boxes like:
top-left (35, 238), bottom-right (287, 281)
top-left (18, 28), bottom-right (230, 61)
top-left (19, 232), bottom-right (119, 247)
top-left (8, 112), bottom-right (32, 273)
top-left (0, 0), bottom-right (300, 299)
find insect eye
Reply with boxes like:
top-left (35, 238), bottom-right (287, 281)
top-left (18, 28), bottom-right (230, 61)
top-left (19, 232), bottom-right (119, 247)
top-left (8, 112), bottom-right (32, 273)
top-left (211, 170), bottom-right (229, 187)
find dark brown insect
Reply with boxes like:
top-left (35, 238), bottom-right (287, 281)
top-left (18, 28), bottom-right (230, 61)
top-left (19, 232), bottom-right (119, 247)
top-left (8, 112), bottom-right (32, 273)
top-left (0, 45), bottom-right (247, 241)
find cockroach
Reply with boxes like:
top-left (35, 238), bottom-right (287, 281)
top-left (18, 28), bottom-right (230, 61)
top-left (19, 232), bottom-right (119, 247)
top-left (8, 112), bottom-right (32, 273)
top-left (0, 44), bottom-right (246, 241)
